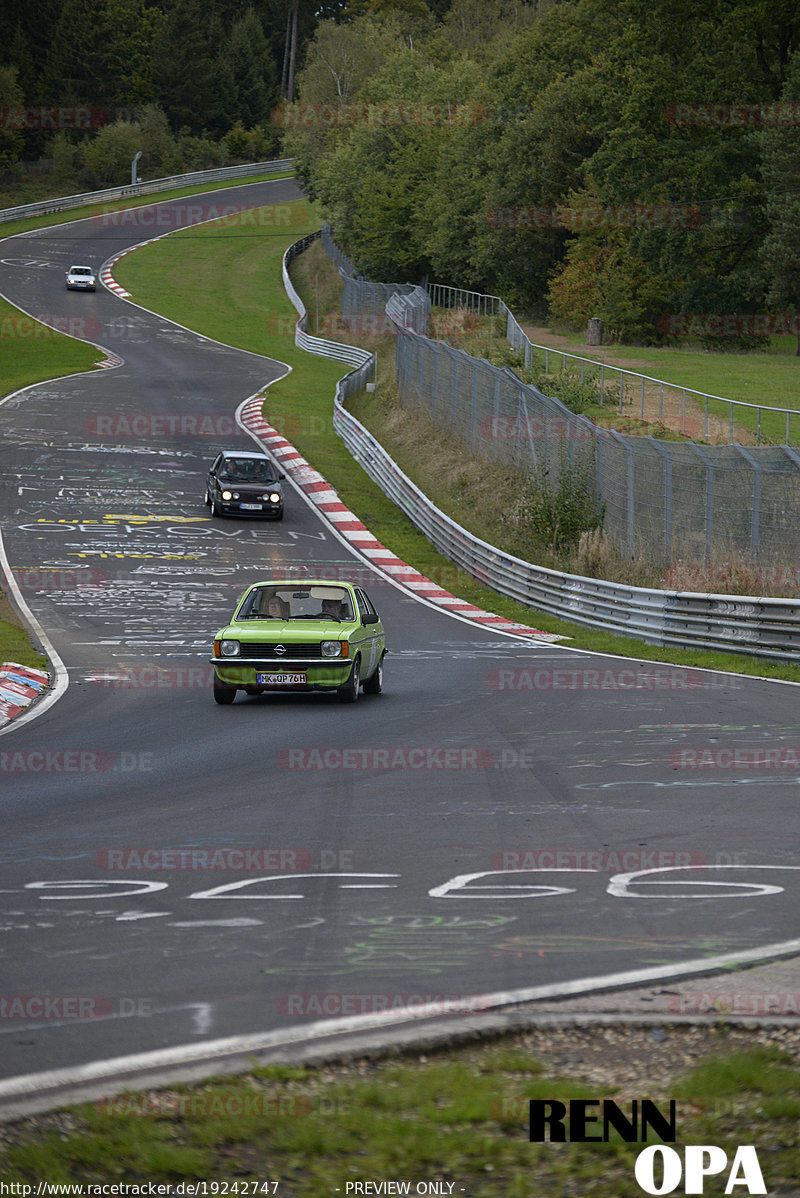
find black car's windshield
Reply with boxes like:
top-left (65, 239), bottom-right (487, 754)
top-left (219, 458), bottom-right (276, 483)
top-left (236, 586), bottom-right (354, 621)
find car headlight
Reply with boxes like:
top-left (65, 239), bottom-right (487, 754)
top-left (269, 492), bottom-right (281, 503)
top-left (221, 490), bottom-right (233, 500)
top-left (219, 640), bottom-right (240, 657)
top-left (321, 640), bottom-right (344, 658)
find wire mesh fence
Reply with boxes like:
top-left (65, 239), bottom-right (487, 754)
top-left (320, 228), bottom-right (800, 568)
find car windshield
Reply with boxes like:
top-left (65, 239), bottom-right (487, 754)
top-left (218, 458), bottom-right (276, 483)
top-left (71, 267), bottom-right (92, 275)
top-left (236, 586), bottom-right (354, 621)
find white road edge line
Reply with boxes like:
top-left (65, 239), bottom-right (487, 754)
top-left (2, 934), bottom-right (800, 1103)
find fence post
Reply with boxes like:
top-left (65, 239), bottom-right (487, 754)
top-left (471, 365), bottom-right (481, 453)
top-left (646, 437), bottom-right (673, 561)
top-left (734, 444), bottom-right (761, 558)
top-left (451, 345), bottom-right (460, 428)
top-left (431, 339), bottom-right (439, 422)
top-left (691, 443), bottom-right (714, 563)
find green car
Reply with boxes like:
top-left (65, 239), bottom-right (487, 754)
top-left (211, 579), bottom-right (386, 704)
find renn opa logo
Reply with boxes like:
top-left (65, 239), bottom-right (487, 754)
top-left (529, 1100), bottom-right (765, 1195)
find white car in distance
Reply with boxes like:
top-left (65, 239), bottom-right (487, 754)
top-left (65, 265), bottom-right (96, 291)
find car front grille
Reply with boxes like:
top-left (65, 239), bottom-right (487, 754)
top-left (239, 642), bottom-right (324, 659)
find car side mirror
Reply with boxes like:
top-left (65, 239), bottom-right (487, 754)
top-left (362, 613), bottom-right (379, 625)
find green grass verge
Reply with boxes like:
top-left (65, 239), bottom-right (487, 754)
top-left (113, 209), bottom-right (800, 683)
top-left (2, 1037), bottom-right (799, 1192)
top-left (0, 593), bottom-right (48, 670)
top-left (0, 295), bottom-right (103, 399)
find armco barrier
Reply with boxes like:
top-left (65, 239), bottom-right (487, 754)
top-left (282, 233), bottom-right (800, 664)
top-left (0, 159), bottom-right (294, 225)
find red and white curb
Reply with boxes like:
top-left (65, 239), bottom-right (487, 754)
top-left (99, 263), bottom-right (130, 298)
top-left (98, 350), bottom-right (123, 369)
top-left (0, 663), bottom-right (50, 724)
top-left (101, 238), bottom-right (162, 298)
top-left (100, 252), bottom-right (563, 641)
top-left (240, 398), bottom-right (564, 641)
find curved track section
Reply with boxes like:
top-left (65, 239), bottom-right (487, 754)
top-left (0, 180), bottom-right (799, 1099)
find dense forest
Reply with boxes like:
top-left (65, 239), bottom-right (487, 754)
top-left (285, 0), bottom-right (800, 344)
top-left (0, 0), bottom-right (343, 193)
top-left (2, 0), bottom-right (799, 341)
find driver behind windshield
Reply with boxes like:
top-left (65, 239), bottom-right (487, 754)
top-left (220, 458), bottom-right (274, 483)
top-left (314, 593), bottom-right (353, 620)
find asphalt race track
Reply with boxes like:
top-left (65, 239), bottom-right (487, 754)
top-left (1, 177), bottom-right (799, 1096)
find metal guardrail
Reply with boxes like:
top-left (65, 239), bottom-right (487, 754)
top-left (428, 281), bottom-right (800, 447)
top-left (283, 232), bottom-right (374, 372)
top-left (279, 233), bottom-right (800, 664)
top-left (0, 159), bottom-right (294, 225)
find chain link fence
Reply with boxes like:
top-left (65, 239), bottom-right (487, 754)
top-left (322, 228), bottom-right (800, 567)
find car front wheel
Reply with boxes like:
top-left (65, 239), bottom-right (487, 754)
top-left (337, 656), bottom-right (360, 703)
top-left (213, 676), bottom-right (237, 705)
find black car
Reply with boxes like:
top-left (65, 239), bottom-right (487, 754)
top-left (205, 450), bottom-right (285, 519)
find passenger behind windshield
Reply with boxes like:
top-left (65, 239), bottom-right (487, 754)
top-left (220, 458), bottom-right (275, 483)
top-left (265, 594), bottom-right (290, 619)
top-left (240, 590), bottom-right (290, 619)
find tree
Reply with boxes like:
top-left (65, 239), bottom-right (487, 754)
top-left (761, 47), bottom-right (800, 355)
top-left (0, 64), bottom-right (24, 170)
top-left (224, 8), bottom-right (279, 127)
top-left (80, 119), bottom-right (143, 187)
top-left (151, 0), bottom-right (234, 134)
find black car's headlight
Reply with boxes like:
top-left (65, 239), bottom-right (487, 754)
top-left (221, 490), bottom-right (233, 500)
top-left (268, 492), bottom-right (281, 503)
top-left (219, 640), bottom-right (241, 657)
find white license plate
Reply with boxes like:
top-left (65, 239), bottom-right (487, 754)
top-left (257, 672), bottom-right (307, 686)
top-left (240, 502), bottom-right (262, 510)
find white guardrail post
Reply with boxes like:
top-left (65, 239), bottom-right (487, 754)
top-left (282, 232), bottom-right (800, 664)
